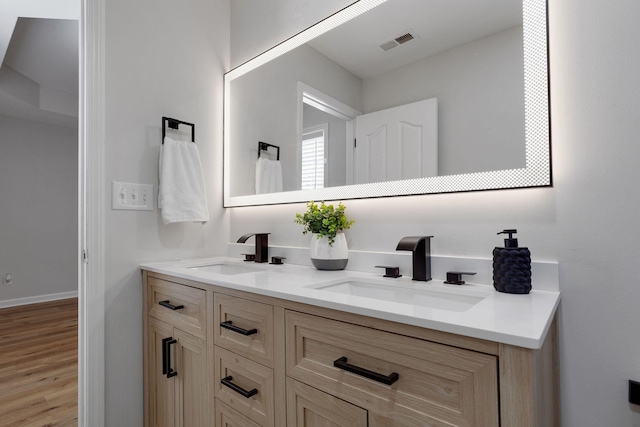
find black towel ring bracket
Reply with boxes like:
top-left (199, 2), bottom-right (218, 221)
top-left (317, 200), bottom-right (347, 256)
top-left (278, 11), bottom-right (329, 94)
top-left (258, 141), bottom-right (280, 160)
top-left (162, 116), bottom-right (195, 143)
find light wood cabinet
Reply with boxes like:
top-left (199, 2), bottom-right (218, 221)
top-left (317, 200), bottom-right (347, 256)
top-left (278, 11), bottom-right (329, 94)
top-left (147, 276), bottom-right (207, 339)
top-left (216, 400), bottom-right (261, 427)
top-left (142, 271), bottom-right (558, 427)
top-left (214, 346), bottom-right (275, 426)
top-left (286, 378), bottom-right (367, 427)
top-left (214, 293), bottom-right (275, 367)
top-left (147, 317), bottom-right (174, 427)
top-left (212, 293), bottom-right (285, 427)
top-left (144, 276), bottom-right (210, 427)
top-left (286, 310), bottom-right (499, 426)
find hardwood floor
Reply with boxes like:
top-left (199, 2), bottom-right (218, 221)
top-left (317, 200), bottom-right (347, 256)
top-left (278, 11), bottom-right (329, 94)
top-left (0, 298), bottom-right (78, 427)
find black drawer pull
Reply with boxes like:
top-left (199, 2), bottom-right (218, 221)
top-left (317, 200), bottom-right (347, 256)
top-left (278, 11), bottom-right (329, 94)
top-left (220, 320), bottom-right (257, 336)
top-left (333, 356), bottom-right (399, 385)
top-left (159, 300), bottom-right (184, 310)
top-left (221, 375), bottom-right (258, 398)
top-left (162, 337), bottom-right (178, 378)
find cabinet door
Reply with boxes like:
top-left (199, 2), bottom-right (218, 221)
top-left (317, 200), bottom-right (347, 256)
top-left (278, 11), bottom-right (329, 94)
top-left (146, 318), bottom-right (209, 427)
top-left (147, 318), bottom-right (175, 427)
top-left (173, 329), bottom-right (209, 427)
top-left (286, 378), bottom-right (367, 427)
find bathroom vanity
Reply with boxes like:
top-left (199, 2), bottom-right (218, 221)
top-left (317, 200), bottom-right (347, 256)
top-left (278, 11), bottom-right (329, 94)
top-left (141, 258), bottom-right (559, 427)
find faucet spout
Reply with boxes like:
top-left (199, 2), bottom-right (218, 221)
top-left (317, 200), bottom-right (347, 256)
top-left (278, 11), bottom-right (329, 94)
top-left (237, 233), bottom-right (270, 263)
top-left (396, 236), bottom-right (433, 281)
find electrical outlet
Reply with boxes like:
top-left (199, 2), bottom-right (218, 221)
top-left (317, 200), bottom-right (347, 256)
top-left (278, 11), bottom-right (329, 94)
top-left (111, 182), bottom-right (154, 211)
top-left (4, 273), bottom-right (13, 286)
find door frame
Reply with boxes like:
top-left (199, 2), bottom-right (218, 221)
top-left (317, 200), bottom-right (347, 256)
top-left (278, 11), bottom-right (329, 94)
top-left (296, 82), bottom-right (361, 185)
top-left (78, 0), bottom-right (105, 424)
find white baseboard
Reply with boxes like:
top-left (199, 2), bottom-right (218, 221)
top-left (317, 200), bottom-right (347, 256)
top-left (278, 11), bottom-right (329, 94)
top-left (0, 291), bottom-right (79, 309)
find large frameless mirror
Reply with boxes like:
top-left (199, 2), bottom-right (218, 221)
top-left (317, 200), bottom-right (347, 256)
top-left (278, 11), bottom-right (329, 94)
top-left (224, 0), bottom-right (550, 207)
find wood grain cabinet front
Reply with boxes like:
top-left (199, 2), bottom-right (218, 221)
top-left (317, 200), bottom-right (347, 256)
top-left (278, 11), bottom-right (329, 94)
top-left (214, 293), bottom-right (275, 367)
top-left (285, 310), bottom-right (499, 427)
top-left (286, 378), bottom-right (367, 427)
top-left (144, 275), bottom-right (211, 427)
top-left (214, 346), bottom-right (275, 427)
top-left (216, 400), bottom-right (262, 427)
top-left (147, 276), bottom-right (207, 339)
top-left (146, 317), bottom-right (208, 427)
top-left (142, 271), bottom-right (557, 427)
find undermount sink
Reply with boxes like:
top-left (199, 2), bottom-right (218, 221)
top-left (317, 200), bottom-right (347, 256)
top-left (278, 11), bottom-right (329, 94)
top-left (309, 279), bottom-right (486, 312)
top-left (188, 263), bottom-right (261, 275)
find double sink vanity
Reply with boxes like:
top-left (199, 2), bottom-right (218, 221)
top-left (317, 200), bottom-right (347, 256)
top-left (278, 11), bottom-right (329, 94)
top-left (141, 257), bottom-right (560, 427)
top-left (147, 0), bottom-right (557, 422)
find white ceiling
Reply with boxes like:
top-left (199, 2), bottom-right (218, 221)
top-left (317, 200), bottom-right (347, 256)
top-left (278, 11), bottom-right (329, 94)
top-left (0, 17), bottom-right (78, 128)
top-left (308, 0), bottom-right (522, 79)
top-left (5, 18), bottom-right (78, 94)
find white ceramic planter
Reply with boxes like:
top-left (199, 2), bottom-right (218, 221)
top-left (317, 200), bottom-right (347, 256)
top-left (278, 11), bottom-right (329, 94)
top-left (310, 232), bottom-right (348, 270)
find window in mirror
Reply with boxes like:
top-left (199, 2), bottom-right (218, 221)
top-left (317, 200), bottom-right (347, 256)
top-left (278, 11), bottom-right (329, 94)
top-left (301, 124), bottom-right (328, 190)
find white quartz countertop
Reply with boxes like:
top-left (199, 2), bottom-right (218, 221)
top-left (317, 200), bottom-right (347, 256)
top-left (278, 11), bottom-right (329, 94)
top-left (140, 257), bottom-right (560, 349)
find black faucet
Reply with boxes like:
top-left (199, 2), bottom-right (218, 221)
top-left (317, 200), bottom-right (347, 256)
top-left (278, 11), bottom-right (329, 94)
top-left (396, 236), bottom-right (433, 281)
top-left (237, 233), bottom-right (270, 263)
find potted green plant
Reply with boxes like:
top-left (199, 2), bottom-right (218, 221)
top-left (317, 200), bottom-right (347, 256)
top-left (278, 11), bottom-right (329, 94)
top-left (295, 201), bottom-right (355, 270)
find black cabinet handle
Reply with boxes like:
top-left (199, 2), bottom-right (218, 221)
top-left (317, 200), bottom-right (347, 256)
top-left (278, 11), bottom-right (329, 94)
top-left (162, 337), bottom-right (177, 378)
top-left (220, 320), bottom-right (257, 336)
top-left (161, 337), bottom-right (170, 375)
top-left (333, 356), bottom-right (399, 385)
top-left (221, 375), bottom-right (258, 398)
top-left (159, 300), bottom-right (184, 310)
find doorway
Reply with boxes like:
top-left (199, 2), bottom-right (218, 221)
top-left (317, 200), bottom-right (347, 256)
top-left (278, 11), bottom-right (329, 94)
top-left (0, 13), bottom-right (80, 425)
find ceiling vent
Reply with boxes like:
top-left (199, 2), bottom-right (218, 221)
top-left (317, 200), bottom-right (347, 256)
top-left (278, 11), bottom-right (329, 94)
top-left (379, 31), bottom-right (417, 52)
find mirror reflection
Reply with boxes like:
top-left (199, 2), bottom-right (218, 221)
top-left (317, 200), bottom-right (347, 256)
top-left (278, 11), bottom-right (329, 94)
top-left (224, 0), bottom-right (550, 206)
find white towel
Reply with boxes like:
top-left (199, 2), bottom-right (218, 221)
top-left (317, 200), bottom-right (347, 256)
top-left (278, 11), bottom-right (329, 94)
top-left (255, 157), bottom-right (283, 194)
top-left (158, 136), bottom-right (209, 224)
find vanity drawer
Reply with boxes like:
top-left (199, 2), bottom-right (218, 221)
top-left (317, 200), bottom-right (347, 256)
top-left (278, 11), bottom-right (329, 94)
top-left (214, 294), bottom-right (274, 367)
top-left (287, 378), bottom-right (367, 427)
top-left (285, 310), bottom-right (499, 427)
top-left (146, 277), bottom-right (207, 339)
top-left (216, 400), bottom-right (261, 427)
top-left (214, 346), bottom-right (274, 427)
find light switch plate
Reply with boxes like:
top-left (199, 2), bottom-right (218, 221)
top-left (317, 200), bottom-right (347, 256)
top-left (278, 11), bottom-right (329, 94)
top-left (111, 181), bottom-right (154, 211)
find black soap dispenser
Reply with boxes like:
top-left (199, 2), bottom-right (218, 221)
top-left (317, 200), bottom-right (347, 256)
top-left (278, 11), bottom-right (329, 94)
top-left (493, 229), bottom-right (532, 294)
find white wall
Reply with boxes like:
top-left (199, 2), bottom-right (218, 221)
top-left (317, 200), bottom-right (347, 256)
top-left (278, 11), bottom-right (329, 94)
top-left (229, 0), bottom-right (640, 425)
top-left (103, 0), bottom-right (229, 424)
top-left (0, 116), bottom-right (77, 303)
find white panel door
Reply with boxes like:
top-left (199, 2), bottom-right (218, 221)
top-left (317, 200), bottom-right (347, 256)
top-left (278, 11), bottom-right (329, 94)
top-left (353, 98), bottom-right (438, 184)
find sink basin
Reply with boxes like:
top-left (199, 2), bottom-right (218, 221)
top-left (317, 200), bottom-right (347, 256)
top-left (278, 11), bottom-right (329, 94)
top-left (309, 280), bottom-right (485, 312)
top-left (188, 263), bottom-right (261, 275)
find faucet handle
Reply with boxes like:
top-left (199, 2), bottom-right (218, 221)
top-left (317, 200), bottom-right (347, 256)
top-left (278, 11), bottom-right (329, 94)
top-left (375, 266), bottom-right (402, 278)
top-left (242, 254), bottom-right (256, 262)
top-left (444, 271), bottom-right (476, 285)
